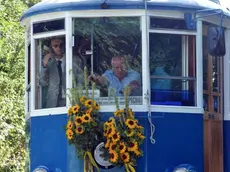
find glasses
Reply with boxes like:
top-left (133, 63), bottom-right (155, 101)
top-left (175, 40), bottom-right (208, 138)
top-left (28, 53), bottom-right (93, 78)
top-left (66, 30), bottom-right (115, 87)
top-left (52, 44), bottom-right (62, 48)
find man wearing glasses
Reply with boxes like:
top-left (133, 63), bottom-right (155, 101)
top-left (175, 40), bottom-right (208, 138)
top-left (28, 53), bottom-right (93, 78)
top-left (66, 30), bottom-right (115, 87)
top-left (40, 37), bottom-right (83, 108)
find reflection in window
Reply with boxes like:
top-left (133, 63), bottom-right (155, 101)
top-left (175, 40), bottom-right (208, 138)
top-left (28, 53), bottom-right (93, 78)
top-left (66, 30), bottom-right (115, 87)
top-left (150, 17), bottom-right (190, 30)
top-left (149, 33), bottom-right (196, 106)
top-left (72, 17), bottom-right (142, 105)
top-left (35, 36), bottom-right (66, 109)
top-left (33, 19), bottom-right (65, 34)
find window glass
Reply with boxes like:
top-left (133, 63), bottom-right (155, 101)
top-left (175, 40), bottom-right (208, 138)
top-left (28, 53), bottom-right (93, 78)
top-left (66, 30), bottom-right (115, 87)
top-left (149, 33), bottom-right (196, 106)
top-left (150, 17), bottom-right (189, 30)
top-left (33, 19), bottom-right (65, 34)
top-left (35, 35), bottom-right (66, 109)
top-left (72, 17), bottom-right (142, 105)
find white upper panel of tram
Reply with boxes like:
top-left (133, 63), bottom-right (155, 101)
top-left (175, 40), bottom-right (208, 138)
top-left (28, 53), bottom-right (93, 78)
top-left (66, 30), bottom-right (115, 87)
top-left (21, 0), bottom-right (230, 22)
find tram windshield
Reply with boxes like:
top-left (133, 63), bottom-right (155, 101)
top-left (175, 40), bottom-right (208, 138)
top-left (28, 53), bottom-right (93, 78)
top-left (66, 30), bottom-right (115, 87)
top-left (72, 17), bottom-right (142, 105)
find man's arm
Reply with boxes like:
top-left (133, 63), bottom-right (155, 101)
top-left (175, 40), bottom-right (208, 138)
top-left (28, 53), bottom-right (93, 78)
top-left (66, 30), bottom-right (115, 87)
top-left (127, 70), bottom-right (141, 96)
top-left (88, 74), bottom-right (108, 86)
top-left (39, 54), bottom-right (52, 86)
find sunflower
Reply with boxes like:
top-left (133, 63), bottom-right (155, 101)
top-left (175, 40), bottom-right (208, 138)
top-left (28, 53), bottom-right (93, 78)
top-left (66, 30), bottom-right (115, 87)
top-left (137, 132), bottom-right (145, 139)
top-left (108, 117), bottom-right (115, 125)
top-left (104, 117), bottom-right (115, 127)
top-left (128, 141), bottom-right (138, 152)
top-left (125, 119), bottom-right (137, 129)
top-left (111, 132), bottom-right (120, 142)
top-left (75, 125), bottom-right (84, 134)
top-left (136, 124), bottom-right (144, 129)
top-left (126, 129), bottom-right (134, 137)
top-left (104, 129), bottom-right (108, 137)
top-left (134, 149), bottom-right (141, 157)
top-left (105, 140), bottom-right (111, 149)
top-left (93, 101), bottom-right (100, 110)
top-left (86, 108), bottom-right (93, 114)
top-left (85, 99), bottom-right (93, 108)
top-left (66, 129), bottom-right (74, 140)
top-left (106, 127), bottom-right (116, 138)
top-left (68, 108), bottom-right (72, 116)
top-left (67, 121), bottom-right (73, 129)
top-left (109, 143), bottom-right (117, 152)
top-left (121, 152), bottom-right (130, 163)
top-left (119, 109), bottom-right (124, 113)
top-left (119, 142), bottom-right (127, 154)
top-left (113, 110), bottom-right (120, 117)
top-left (80, 96), bottom-right (86, 103)
top-left (75, 116), bottom-right (83, 125)
top-left (109, 150), bottom-right (118, 163)
top-left (72, 104), bottom-right (80, 114)
top-left (82, 113), bottom-right (92, 123)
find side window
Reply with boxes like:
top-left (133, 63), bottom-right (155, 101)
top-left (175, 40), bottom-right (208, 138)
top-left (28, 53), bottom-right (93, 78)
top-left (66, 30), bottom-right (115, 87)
top-left (33, 19), bottom-right (65, 34)
top-left (72, 17), bottom-right (142, 105)
top-left (35, 36), bottom-right (66, 109)
top-left (149, 33), bottom-right (196, 106)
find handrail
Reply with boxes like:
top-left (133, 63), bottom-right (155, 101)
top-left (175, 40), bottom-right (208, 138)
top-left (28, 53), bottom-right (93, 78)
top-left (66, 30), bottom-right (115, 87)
top-left (150, 75), bottom-right (196, 80)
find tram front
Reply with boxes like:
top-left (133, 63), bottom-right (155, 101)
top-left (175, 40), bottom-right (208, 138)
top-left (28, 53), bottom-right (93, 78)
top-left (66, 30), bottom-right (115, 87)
top-left (21, 0), bottom-right (230, 172)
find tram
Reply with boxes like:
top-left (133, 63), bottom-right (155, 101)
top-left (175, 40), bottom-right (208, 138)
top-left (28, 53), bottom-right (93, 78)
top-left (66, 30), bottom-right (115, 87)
top-left (21, 0), bottom-right (230, 172)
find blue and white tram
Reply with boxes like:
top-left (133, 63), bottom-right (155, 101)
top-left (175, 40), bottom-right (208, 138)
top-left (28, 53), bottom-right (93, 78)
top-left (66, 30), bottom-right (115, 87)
top-left (21, 0), bottom-right (230, 171)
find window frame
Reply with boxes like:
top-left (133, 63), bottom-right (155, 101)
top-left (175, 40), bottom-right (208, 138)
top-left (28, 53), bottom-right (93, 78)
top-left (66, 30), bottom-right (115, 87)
top-left (25, 25), bottom-right (31, 120)
top-left (28, 11), bottom-right (147, 117)
top-left (147, 16), bottom-right (203, 113)
top-left (26, 10), bottom-right (204, 117)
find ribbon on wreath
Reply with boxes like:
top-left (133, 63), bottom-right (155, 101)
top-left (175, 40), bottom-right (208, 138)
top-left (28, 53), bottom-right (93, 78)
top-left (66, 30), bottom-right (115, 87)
top-left (84, 151), bottom-right (100, 172)
top-left (125, 162), bottom-right (136, 172)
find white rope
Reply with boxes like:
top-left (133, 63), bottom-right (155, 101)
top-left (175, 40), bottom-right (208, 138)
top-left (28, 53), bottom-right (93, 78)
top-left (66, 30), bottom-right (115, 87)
top-left (145, 90), bottom-right (155, 144)
top-left (144, 0), bottom-right (155, 144)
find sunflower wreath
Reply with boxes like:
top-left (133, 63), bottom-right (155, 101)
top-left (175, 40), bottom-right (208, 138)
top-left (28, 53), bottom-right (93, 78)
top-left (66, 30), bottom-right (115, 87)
top-left (103, 87), bottom-right (145, 172)
top-left (65, 67), bottom-right (103, 172)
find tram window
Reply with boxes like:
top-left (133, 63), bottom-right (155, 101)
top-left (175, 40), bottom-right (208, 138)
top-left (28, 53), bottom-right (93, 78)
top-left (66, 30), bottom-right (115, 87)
top-left (150, 17), bottom-right (190, 30)
top-left (72, 17), bottom-right (142, 105)
top-left (149, 33), bottom-right (196, 106)
top-left (35, 36), bottom-right (66, 109)
top-left (33, 19), bottom-right (65, 34)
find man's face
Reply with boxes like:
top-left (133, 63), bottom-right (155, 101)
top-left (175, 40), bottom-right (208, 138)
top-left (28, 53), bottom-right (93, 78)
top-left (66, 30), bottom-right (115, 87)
top-left (112, 59), bottom-right (126, 80)
top-left (51, 39), bottom-right (62, 57)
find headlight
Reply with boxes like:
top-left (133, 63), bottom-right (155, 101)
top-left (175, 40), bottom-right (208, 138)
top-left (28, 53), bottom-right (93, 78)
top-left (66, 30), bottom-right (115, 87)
top-left (33, 166), bottom-right (49, 172)
top-left (173, 164), bottom-right (196, 172)
top-left (173, 168), bottom-right (188, 172)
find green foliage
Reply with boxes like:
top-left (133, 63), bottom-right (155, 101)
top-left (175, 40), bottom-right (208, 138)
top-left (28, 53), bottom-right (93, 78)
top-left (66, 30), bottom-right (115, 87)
top-left (0, 0), bottom-right (38, 171)
top-left (22, 0), bottom-right (41, 7)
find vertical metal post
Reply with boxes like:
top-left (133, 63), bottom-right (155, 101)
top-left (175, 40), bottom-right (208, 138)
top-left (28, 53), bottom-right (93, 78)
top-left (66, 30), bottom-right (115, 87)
top-left (90, 23), bottom-right (94, 74)
top-left (65, 16), bottom-right (73, 107)
top-left (31, 22), bottom-right (35, 111)
top-left (196, 19), bottom-right (203, 108)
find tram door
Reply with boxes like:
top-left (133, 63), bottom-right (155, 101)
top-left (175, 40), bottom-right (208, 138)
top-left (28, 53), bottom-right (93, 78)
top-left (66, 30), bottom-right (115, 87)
top-left (203, 25), bottom-right (224, 172)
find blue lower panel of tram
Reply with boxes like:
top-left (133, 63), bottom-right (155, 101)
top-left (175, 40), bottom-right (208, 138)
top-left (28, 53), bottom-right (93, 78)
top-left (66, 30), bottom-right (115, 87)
top-left (30, 112), bottom-right (203, 172)
top-left (224, 121), bottom-right (230, 172)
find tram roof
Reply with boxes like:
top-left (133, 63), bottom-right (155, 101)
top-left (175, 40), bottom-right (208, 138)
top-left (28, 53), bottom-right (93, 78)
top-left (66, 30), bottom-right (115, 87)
top-left (21, 0), bottom-right (230, 22)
